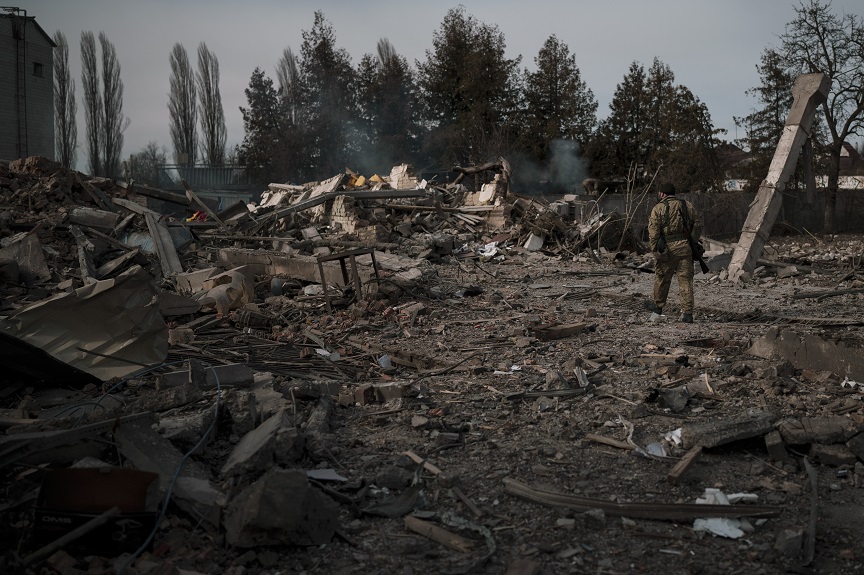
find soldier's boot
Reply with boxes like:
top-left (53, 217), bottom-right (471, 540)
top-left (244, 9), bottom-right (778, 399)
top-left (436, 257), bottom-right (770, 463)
top-left (644, 300), bottom-right (663, 314)
top-left (680, 313), bottom-right (693, 323)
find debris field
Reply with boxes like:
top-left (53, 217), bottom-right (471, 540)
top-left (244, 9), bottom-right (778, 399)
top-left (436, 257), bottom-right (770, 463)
top-left (1, 155), bottom-right (863, 575)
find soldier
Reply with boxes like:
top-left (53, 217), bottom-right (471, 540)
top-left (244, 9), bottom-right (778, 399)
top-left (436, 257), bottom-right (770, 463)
top-left (645, 182), bottom-right (703, 323)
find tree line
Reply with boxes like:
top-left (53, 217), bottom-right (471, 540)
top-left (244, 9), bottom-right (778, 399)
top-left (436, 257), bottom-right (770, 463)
top-left (52, 33), bottom-right (228, 185)
top-left (52, 1), bottom-right (863, 232)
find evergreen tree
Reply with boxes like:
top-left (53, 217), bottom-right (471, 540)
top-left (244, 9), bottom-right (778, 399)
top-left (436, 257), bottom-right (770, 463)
top-left (586, 61), bottom-right (648, 181)
top-left (734, 48), bottom-right (796, 188)
top-left (355, 39), bottom-right (421, 173)
top-left (417, 6), bottom-right (522, 169)
top-left (523, 35), bottom-right (596, 160)
top-left (522, 35), bottom-right (596, 189)
top-left (587, 58), bottom-right (721, 192)
top-left (239, 68), bottom-right (280, 184)
top-left (299, 11), bottom-right (358, 178)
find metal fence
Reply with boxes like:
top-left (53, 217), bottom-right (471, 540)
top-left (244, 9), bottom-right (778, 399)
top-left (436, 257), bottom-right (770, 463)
top-left (157, 165), bottom-right (253, 191)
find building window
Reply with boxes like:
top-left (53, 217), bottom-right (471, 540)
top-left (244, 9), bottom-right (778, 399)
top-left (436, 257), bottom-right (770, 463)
top-left (33, 62), bottom-right (43, 77)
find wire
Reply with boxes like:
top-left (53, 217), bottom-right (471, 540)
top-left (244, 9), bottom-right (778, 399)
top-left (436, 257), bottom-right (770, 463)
top-left (117, 364), bottom-right (222, 574)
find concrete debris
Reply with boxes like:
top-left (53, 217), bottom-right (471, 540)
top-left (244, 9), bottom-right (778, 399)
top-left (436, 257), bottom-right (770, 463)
top-left (4, 154), bottom-right (864, 574)
top-left (223, 467), bottom-right (339, 547)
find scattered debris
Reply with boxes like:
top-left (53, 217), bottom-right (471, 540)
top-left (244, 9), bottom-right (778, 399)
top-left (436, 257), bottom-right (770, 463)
top-left (2, 155), bottom-right (864, 574)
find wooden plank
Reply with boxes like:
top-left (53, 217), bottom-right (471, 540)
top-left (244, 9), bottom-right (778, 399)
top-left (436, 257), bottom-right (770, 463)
top-left (402, 450), bottom-right (442, 475)
top-left (585, 433), bottom-right (635, 451)
top-left (95, 248), bottom-right (140, 279)
top-left (667, 445), bottom-right (703, 484)
top-left (403, 516), bottom-right (476, 553)
top-left (75, 173), bottom-right (115, 212)
top-left (183, 180), bottom-right (230, 232)
top-left (144, 213), bottom-right (183, 277)
top-left (69, 225), bottom-right (97, 284)
top-left (113, 197), bottom-right (162, 216)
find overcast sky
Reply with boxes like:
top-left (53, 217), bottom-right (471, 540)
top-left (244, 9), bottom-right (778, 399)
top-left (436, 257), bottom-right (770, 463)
top-left (24, 0), bottom-right (864, 172)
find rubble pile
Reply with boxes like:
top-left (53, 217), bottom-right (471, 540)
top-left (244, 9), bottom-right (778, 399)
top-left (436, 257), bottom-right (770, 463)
top-left (1, 156), bottom-right (863, 575)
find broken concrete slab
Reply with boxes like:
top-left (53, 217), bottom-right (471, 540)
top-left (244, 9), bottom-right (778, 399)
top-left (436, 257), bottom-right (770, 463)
top-left (68, 206), bottom-right (121, 229)
top-left (748, 327), bottom-right (864, 382)
top-left (217, 248), bottom-right (374, 287)
top-left (681, 409), bottom-right (778, 449)
top-left (221, 409), bottom-right (304, 477)
top-left (114, 417), bottom-right (211, 483)
top-left (223, 467), bottom-right (338, 547)
top-left (777, 416), bottom-right (860, 445)
top-left (144, 212), bottom-right (183, 278)
top-left (727, 73), bottom-right (830, 280)
top-left (174, 267), bottom-right (219, 295)
top-left (0, 232), bottom-right (51, 286)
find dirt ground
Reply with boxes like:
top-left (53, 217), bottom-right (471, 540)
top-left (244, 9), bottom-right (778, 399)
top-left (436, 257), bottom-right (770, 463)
top-left (3, 230), bottom-right (863, 575)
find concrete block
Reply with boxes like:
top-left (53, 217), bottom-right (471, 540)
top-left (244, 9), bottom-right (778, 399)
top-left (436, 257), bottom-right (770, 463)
top-left (354, 384), bottom-right (375, 405)
top-left (523, 233), bottom-right (545, 252)
top-left (173, 476), bottom-right (221, 531)
top-left (224, 468), bottom-right (338, 547)
top-left (808, 443), bottom-right (858, 466)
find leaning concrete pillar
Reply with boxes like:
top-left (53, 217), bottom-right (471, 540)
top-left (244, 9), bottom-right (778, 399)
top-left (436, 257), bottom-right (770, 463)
top-left (727, 73), bottom-right (830, 281)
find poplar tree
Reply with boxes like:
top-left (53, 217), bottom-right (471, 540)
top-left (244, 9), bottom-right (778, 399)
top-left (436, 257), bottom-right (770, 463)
top-left (168, 43), bottom-right (197, 166)
top-left (53, 31), bottom-right (77, 168)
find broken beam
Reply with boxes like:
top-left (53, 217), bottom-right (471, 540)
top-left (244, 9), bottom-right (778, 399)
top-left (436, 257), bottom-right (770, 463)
top-left (727, 73), bottom-right (830, 280)
top-left (502, 478), bottom-right (780, 520)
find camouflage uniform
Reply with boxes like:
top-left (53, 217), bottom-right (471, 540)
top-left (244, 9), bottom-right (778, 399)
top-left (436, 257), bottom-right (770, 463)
top-left (648, 196), bottom-right (703, 314)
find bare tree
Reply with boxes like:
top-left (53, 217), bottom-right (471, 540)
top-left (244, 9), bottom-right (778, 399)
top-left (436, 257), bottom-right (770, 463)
top-left (99, 32), bottom-right (128, 178)
top-left (129, 141), bottom-right (168, 187)
top-left (196, 42), bottom-right (226, 165)
top-left (53, 31), bottom-right (77, 168)
top-left (169, 43), bottom-right (197, 166)
top-left (80, 31), bottom-right (102, 176)
top-left (780, 0), bottom-right (864, 234)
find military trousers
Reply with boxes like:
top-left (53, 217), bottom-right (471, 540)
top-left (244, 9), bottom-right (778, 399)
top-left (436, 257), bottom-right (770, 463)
top-left (653, 240), bottom-right (694, 314)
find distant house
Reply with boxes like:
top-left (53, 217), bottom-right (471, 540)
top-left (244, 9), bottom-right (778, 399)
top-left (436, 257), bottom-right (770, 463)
top-left (840, 141), bottom-right (864, 176)
top-left (0, 10), bottom-right (56, 162)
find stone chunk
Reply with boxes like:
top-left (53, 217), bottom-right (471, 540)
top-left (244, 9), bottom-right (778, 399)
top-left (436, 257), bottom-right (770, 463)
top-left (847, 432), bottom-right (864, 460)
top-left (224, 468), bottom-right (338, 547)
